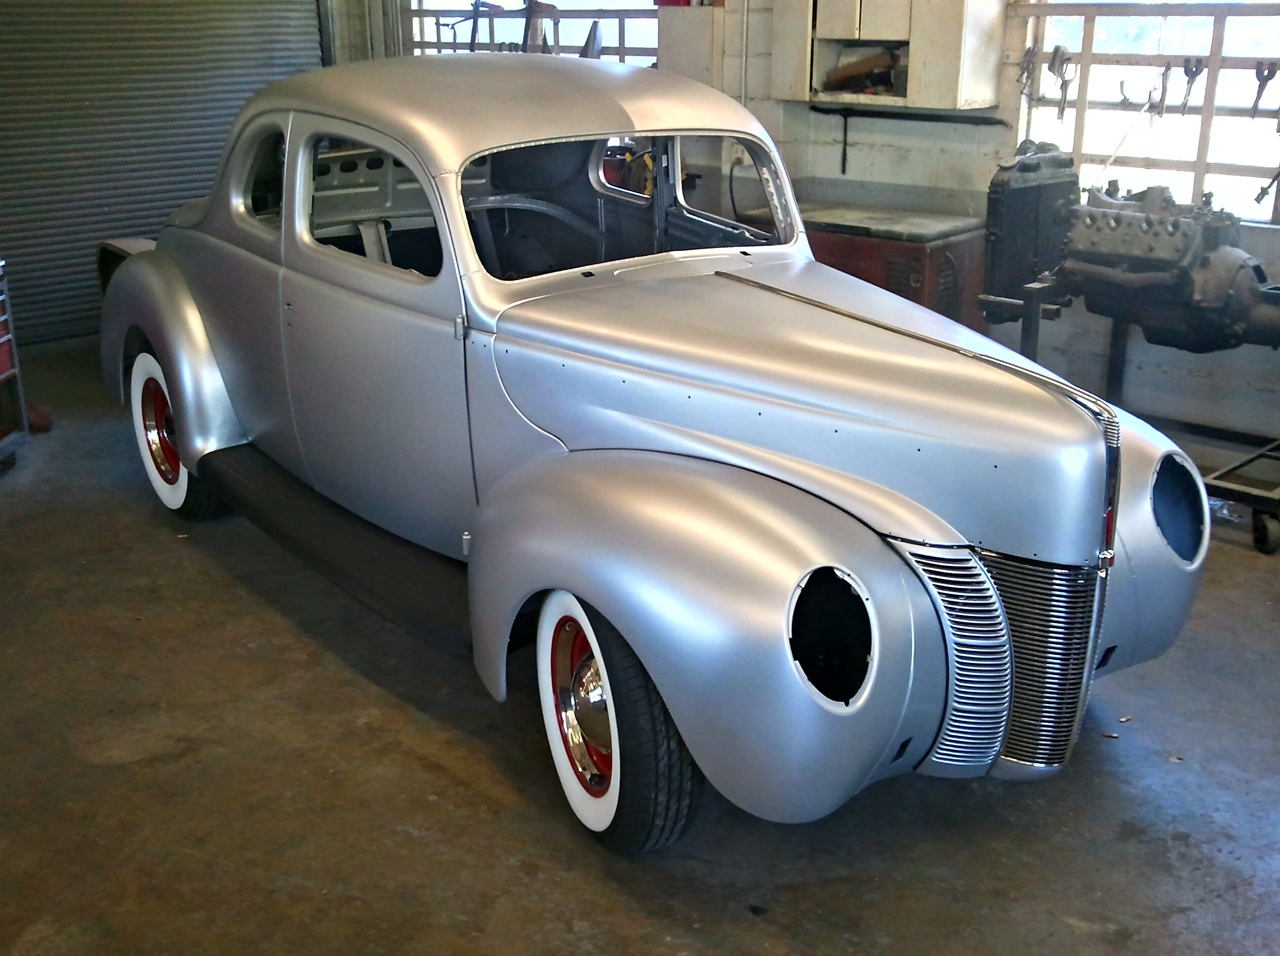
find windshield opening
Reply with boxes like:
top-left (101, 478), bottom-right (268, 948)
top-left (460, 134), bottom-right (793, 281)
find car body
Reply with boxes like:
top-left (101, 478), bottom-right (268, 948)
top-left (100, 54), bottom-right (1209, 850)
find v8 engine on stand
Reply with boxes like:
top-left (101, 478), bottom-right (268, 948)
top-left (1062, 185), bottom-right (1280, 354)
top-left (983, 143), bottom-right (1280, 553)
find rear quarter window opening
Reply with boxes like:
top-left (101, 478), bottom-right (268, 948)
top-left (244, 128), bottom-right (285, 226)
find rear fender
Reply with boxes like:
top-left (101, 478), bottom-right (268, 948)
top-left (100, 247), bottom-right (245, 472)
top-left (468, 449), bottom-right (946, 822)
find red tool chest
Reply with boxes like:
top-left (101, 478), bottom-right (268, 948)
top-left (798, 204), bottom-right (989, 333)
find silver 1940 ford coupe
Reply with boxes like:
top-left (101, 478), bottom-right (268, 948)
top-left (100, 55), bottom-right (1209, 853)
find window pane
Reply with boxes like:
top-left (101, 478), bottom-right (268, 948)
top-left (1214, 66), bottom-right (1280, 112)
top-left (1093, 18), bottom-right (1156, 56)
top-left (1224, 14), bottom-right (1280, 58)
top-left (1081, 110), bottom-right (1200, 163)
top-left (1089, 16), bottom-right (1212, 57)
top-left (1203, 173), bottom-right (1273, 222)
top-left (1156, 15), bottom-right (1213, 57)
top-left (1207, 115), bottom-right (1278, 166)
top-left (1029, 105), bottom-right (1076, 152)
top-left (1084, 64), bottom-right (1165, 106)
top-left (309, 136), bottom-right (443, 277)
top-left (1044, 16), bottom-right (1084, 54)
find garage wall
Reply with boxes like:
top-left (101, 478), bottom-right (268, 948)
top-left (0, 0), bottom-right (322, 343)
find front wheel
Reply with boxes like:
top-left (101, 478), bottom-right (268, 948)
top-left (536, 590), bottom-right (702, 854)
top-left (129, 351), bottom-right (224, 520)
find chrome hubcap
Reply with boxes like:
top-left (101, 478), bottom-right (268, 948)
top-left (550, 615), bottom-right (612, 795)
top-left (141, 377), bottom-right (180, 485)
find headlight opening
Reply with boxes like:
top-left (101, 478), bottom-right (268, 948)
top-left (1151, 454), bottom-right (1206, 563)
top-left (788, 566), bottom-right (874, 707)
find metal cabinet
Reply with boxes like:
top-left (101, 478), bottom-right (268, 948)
top-left (815, 0), bottom-right (911, 42)
top-left (772, 0), bottom-right (1006, 109)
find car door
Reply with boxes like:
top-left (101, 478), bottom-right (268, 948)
top-left (164, 111), bottom-right (307, 479)
top-left (280, 112), bottom-right (475, 558)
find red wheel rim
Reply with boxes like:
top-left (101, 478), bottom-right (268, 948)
top-left (550, 614), bottom-right (612, 796)
top-left (141, 377), bottom-right (181, 485)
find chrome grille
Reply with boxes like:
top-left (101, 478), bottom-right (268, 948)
top-left (904, 548), bottom-right (1012, 768)
top-left (979, 552), bottom-right (1099, 767)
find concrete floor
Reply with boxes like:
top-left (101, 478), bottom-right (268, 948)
top-left (2, 337), bottom-right (1278, 956)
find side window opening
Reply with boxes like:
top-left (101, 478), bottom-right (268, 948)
top-left (676, 135), bottom-right (776, 232)
top-left (599, 137), bottom-right (655, 201)
top-left (245, 129), bottom-right (285, 226)
top-left (307, 135), bottom-right (443, 278)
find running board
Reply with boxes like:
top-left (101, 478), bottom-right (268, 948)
top-left (199, 444), bottom-right (470, 645)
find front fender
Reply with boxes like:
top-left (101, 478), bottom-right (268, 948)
top-left (469, 449), bottom-right (947, 823)
top-left (100, 248), bottom-right (246, 472)
top-left (1095, 410), bottom-right (1209, 675)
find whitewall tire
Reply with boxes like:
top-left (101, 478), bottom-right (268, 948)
top-left (129, 351), bottom-right (224, 519)
top-left (537, 590), bottom-right (622, 832)
top-left (536, 590), bottom-right (703, 853)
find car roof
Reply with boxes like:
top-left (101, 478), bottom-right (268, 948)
top-left (244, 54), bottom-right (772, 173)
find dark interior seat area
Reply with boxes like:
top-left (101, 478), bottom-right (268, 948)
top-left (387, 227), bottom-right (443, 277)
top-left (316, 223), bottom-right (443, 278)
top-left (318, 232), bottom-right (366, 257)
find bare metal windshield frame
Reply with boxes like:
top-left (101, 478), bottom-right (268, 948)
top-left (458, 130), bottom-right (796, 282)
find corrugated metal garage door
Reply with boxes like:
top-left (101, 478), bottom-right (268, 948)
top-left (0, 1), bottom-right (321, 342)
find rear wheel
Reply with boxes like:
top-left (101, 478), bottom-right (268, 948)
top-left (129, 351), bottom-right (224, 520)
top-left (536, 590), bottom-right (702, 854)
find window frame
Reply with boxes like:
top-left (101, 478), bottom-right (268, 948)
top-left (457, 129), bottom-right (800, 284)
top-left (587, 138), bottom-right (656, 207)
top-left (672, 134), bottom-right (787, 241)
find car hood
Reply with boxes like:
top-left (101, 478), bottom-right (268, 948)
top-left (492, 258), bottom-right (1110, 566)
